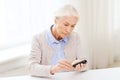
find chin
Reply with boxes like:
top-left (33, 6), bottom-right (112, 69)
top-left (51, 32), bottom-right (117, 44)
top-left (62, 35), bottom-right (68, 38)
top-left (61, 33), bottom-right (69, 38)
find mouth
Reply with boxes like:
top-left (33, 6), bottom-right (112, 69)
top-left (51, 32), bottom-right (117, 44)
top-left (63, 32), bottom-right (67, 35)
top-left (62, 32), bottom-right (69, 37)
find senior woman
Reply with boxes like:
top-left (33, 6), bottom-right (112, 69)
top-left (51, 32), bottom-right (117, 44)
top-left (29, 5), bottom-right (89, 77)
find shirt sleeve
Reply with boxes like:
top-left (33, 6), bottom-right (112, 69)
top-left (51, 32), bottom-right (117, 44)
top-left (29, 35), bottom-right (52, 77)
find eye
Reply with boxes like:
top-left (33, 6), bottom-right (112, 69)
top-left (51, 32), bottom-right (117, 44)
top-left (64, 24), bottom-right (69, 26)
top-left (71, 25), bottom-right (75, 28)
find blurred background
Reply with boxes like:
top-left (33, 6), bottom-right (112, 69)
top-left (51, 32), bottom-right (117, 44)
top-left (0, 0), bottom-right (120, 77)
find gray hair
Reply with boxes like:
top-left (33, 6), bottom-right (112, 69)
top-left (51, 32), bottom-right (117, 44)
top-left (54, 5), bottom-right (79, 19)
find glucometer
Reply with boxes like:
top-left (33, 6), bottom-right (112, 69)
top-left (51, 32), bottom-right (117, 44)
top-left (72, 60), bottom-right (87, 68)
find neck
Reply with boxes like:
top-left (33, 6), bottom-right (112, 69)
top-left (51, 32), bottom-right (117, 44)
top-left (51, 25), bottom-right (62, 41)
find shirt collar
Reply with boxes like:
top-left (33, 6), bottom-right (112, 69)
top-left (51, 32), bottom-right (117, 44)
top-left (47, 25), bottom-right (69, 44)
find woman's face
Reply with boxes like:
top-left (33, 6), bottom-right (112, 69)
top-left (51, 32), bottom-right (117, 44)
top-left (55, 16), bottom-right (78, 39)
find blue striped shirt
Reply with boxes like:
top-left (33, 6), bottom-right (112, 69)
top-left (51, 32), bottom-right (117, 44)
top-left (45, 26), bottom-right (69, 65)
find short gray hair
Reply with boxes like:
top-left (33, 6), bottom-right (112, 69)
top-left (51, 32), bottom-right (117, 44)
top-left (54, 5), bottom-right (79, 19)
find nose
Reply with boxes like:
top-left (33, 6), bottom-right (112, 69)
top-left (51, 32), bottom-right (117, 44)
top-left (65, 26), bottom-right (72, 33)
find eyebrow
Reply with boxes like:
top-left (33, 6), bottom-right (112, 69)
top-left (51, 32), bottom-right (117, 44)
top-left (64, 22), bottom-right (76, 26)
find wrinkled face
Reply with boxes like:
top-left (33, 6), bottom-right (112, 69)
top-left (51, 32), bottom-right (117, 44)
top-left (54, 16), bottom-right (78, 39)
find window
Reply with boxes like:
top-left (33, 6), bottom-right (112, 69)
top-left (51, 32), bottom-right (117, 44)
top-left (0, 0), bottom-right (69, 50)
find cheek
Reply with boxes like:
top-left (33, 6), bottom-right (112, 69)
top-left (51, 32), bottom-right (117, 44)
top-left (56, 26), bottom-right (62, 34)
top-left (71, 28), bottom-right (74, 32)
top-left (58, 25), bottom-right (63, 31)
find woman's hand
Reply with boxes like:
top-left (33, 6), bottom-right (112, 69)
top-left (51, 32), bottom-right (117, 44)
top-left (73, 63), bottom-right (86, 71)
top-left (50, 59), bottom-right (87, 74)
top-left (50, 59), bottom-right (73, 74)
top-left (72, 59), bottom-right (87, 71)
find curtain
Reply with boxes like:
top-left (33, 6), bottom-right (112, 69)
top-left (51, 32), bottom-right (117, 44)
top-left (112, 0), bottom-right (120, 62)
top-left (88, 0), bottom-right (114, 69)
top-left (70, 0), bottom-right (114, 69)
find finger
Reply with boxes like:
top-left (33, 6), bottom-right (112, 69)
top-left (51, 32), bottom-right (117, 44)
top-left (74, 64), bottom-right (81, 71)
top-left (51, 64), bottom-right (62, 73)
top-left (82, 64), bottom-right (86, 68)
top-left (59, 59), bottom-right (71, 65)
top-left (58, 59), bottom-right (73, 68)
top-left (58, 63), bottom-right (71, 71)
top-left (80, 63), bottom-right (84, 69)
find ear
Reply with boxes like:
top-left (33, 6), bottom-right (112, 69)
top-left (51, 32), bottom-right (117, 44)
top-left (54, 17), bottom-right (58, 24)
top-left (54, 18), bottom-right (57, 24)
